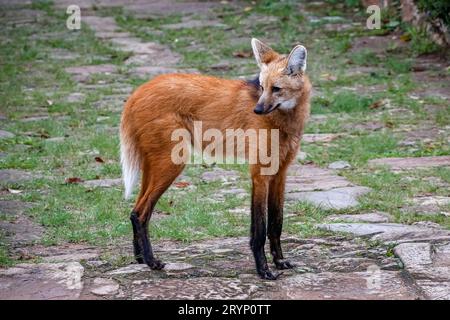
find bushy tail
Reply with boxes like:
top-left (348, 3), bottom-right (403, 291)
top-left (120, 125), bottom-right (140, 200)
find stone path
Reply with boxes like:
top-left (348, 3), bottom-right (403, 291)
top-left (0, 236), bottom-right (419, 300)
top-left (64, 13), bottom-right (194, 85)
top-left (369, 155), bottom-right (450, 171)
top-left (0, 201), bottom-right (44, 247)
top-left (395, 242), bottom-right (450, 300)
top-left (285, 163), bottom-right (370, 210)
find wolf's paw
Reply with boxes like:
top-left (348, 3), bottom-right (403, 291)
top-left (274, 259), bottom-right (294, 270)
top-left (135, 255), bottom-right (144, 264)
top-left (258, 269), bottom-right (282, 280)
top-left (147, 259), bottom-right (165, 270)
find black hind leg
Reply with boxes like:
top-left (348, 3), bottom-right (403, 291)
top-left (130, 211), bottom-right (165, 269)
top-left (130, 161), bottom-right (185, 270)
top-left (130, 211), bottom-right (144, 264)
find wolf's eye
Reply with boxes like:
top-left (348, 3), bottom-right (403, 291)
top-left (272, 86), bottom-right (281, 93)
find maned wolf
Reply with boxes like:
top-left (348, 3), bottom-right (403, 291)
top-left (120, 38), bottom-right (311, 279)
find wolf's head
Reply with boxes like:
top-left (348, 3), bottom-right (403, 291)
top-left (251, 38), bottom-right (308, 115)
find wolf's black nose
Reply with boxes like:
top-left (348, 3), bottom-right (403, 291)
top-left (254, 103), bottom-right (265, 114)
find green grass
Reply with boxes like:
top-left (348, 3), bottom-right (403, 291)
top-left (312, 91), bottom-right (377, 114)
top-left (0, 238), bottom-right (13, 267)
top-left (303, 131), bottom-right (399, 167)
top-left (342, 168), bottom-right (450, 228)
top-left (406, 26), bottom-right (440, 55)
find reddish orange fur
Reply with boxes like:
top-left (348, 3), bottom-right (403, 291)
top-left (122, 71), bottom-right (310, 216)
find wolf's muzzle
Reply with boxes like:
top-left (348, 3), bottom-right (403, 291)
top-left (254, 103), bottom-right (281, 115)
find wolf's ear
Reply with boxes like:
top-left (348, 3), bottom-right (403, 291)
top-left (251, 38), bottom-right (277, 68)
top-left (285, 45), bottom-right (307, 75)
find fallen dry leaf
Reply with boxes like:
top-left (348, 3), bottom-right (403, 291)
top-left (400, 33), bottom-right (411, 42)
top-left (385, 120), bottom-right (394, 128)
top-left (320, 73), bottom-right (337, 81)
top-left (65, 177), bottom-right (83, 184)
top-left (94, 156), bottom-right (105, 163)
top-left (233, 50), bottom-right (252, 58)
top-left (174, 181), bottom-right (190, 188)
top-left (369, 99), bottom-right (388, 109)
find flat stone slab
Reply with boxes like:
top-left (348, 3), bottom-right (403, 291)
top-left (0, 262), bottom-right (84, 300)
top-left (296, 151), bottom-right (308, 161)
top-left (287, 163), bottom-right (337, 177)
top-left (0, 200), bottom-right (42, 246)
top-left (285, 175), bottom-right (352, 192)
top-left (403, 196), bottom-right (450, 217)
top-left (351, 35), bottom-right (407, 55)
top-left (161, 19), bottom-right (227, 30)
top-left (0, 169), bottom-right (34, 185)
top-left (92, 94), bottom-right (127, 112)
top-left (0, 215), bottom-right (44, 246)
top-left (228, 207), bottom-right (249, 216)
top-left (201, 168), bottom-right (240, 183)
top-left (342, 120), bottom-right (384, 131)
top-left (0, 201), bottom-right (32, 216)
top-left (19, 115), bottom-right (49, 122)
top-left (131, 277), bottom-right (258, 300)
top-left (286, 163), bottom-right (354, 192)
top-left (82, 178), bottom-right (122, 188)
top-left (328, 160), bottom-right (351, 170)
top-left (394, 242), bottom-right (450, 300)
top-left (369, 156), bottom-right (450, 170)
top-left (285, 164), bottom-right (369, 209)
top-left (303, 133), bottom-right (340, 143)
top-left (413, 196), bottom-right (450, 206)
top-left (317, 223), bottom-right (450, 243)
top-left (326, 212), bottom-right (391, 223)
top-left (81, 83), bottom-right (133, 94)
top-left (110, 38), bottom-right (181, 66)
top-left (67, 92), bottom-right (86, 103)
top-left (107, 264), bottom-right (150, 275)
top-left (48, 48), bottom-right (80, 61)
top-left (396, 127), bottom-right (447, 147)
top-left (0, 129), bottom-right (15, 139)
top-left (0, 8), bottom-right (44, 25)
top-left (125, 1), bottom-right (219, 18)
top-left (219, 188), bottom-right (247, 197)
top-left (164, 262), bottom-right (194, 271)
top-left (14, 243), bottom-right (99, 263)
top-left (286, 186), bottom-right (371, 210)
top-left (262, 271), bottom-right (419, 300)
top-left (65, 64), bottom-right (118, 83)
top-left (89, 278), bottom-right (120, 296)
top-left (82, 16), bottom-right (120, 34)
top-left (129, 66), bottom-right (197, 79)
top-left (18, 114), bottom-right (70, 123)
top-left (45, 137), bottom-right (66, 143)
